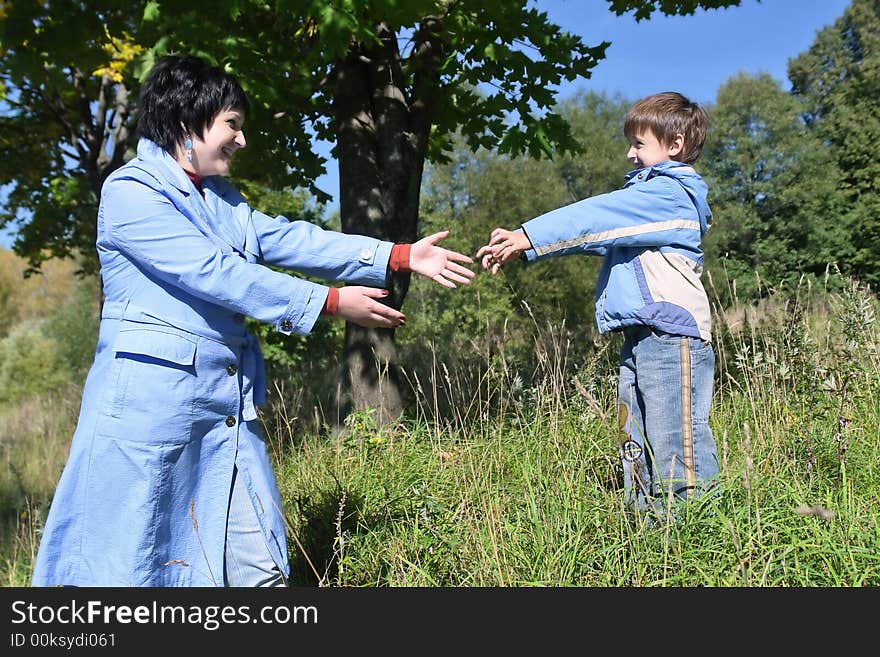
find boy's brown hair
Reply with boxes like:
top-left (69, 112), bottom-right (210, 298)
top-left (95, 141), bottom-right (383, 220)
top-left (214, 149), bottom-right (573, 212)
top-left (623, 92), bottom-right (709, 164)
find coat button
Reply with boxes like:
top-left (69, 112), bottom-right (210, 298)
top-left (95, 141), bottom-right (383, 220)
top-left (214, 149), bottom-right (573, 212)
top-left (359, 248), bottom-right (372, 261)
top-left (280, 319), bottom-right (293, 332)
top-left (225, 416), bottom-right (236, 427)
top-left (226, 363), bottom-right (237, 375)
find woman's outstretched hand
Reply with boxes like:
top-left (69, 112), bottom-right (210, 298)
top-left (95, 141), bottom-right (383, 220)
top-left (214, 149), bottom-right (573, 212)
top-left (410, 230), bottom-right (476, 289)
top-left (336, 286), bottom-right (406, 328)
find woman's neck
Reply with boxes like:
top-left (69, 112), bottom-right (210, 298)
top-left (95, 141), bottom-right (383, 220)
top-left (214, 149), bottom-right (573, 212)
top-left (183, 167), bottom-right (203, 182)
top-left (182, 167), bottom-right (205, 194)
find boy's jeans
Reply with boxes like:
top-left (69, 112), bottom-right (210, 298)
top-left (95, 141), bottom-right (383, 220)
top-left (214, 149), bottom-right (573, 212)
top-left (617, 325), bottom-right (719, 513)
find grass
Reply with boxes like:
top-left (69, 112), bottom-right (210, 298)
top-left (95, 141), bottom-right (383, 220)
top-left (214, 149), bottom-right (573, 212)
top-left (0, 383), bottom-right (85, 586)
top-left (2, 275), bottom-right (878, 586)
top-left (268, 399), bottom-right (878, 587)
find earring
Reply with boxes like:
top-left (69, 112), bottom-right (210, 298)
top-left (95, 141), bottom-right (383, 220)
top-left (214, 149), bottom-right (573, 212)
top-left (184, 137), bottom-right (193, 163)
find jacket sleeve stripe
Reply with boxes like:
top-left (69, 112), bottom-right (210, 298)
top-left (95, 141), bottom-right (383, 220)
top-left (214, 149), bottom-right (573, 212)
top-left (532, 218), bottom-right (702, 256)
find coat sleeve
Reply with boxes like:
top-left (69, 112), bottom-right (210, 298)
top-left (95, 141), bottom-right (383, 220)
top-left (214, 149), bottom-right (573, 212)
top-left (100, 175), bottom-right (327, 336)
top-left (246, 208), bottom-right (394, 286)
top-left (522, 176), bottom-right (701, 262)
top-left (207, 177), bottom-right (394, 285)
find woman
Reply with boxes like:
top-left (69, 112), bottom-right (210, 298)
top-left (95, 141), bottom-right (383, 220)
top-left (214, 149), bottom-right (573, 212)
top-left (31, 54), bottom-right (474, 587)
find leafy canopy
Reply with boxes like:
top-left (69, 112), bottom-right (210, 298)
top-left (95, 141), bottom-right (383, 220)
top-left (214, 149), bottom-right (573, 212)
top-left (1, 0), bottom-right (740, 272)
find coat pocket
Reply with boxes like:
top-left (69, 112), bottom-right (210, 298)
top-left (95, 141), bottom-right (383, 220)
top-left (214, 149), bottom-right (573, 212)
top-left (102, 326), bottom-right (198, 444)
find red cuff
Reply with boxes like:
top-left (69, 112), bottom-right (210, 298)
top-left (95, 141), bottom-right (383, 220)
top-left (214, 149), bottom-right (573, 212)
top-left (322, 287), bottom-right (340, 315)
top-left (389, 243), bottom-right (412, 272)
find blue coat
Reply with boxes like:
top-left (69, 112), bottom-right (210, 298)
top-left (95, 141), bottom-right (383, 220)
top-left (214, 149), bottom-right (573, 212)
top-left (32, 138), bottom-right (394, 586)
top-left (522, 161), bottom-right (713, 342)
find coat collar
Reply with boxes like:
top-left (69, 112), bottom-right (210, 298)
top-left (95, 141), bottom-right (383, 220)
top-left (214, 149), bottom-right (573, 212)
top-left (624, 160), bottom-right (711, 234)
top-left (135, 138), bottom-right (200, 195)
top-left (624, 160), bottom-right (696, 184)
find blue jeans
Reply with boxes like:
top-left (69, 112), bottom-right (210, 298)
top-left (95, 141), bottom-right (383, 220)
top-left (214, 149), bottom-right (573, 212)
top-left (617, 326), bottom-right (719, 512)
top-left (224, 465), bottom-right (288, 587)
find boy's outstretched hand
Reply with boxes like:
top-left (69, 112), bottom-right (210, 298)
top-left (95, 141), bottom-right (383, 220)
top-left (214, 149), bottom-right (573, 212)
top-left (410, 230), bottom-right (476, 288)
top-left (476, 228), bottom-right (532, 274)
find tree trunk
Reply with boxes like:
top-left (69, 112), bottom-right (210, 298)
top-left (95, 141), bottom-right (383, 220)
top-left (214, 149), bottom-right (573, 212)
top-left (332, 21), bottom-right (439, 427)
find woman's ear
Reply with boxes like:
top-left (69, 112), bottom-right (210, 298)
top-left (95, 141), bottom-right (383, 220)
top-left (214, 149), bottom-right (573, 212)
top-left (668, 133), bottom-right (685, 158)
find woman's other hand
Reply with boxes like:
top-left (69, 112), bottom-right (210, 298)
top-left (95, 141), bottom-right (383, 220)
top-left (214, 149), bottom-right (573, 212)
top-left (335, 286), bottom-right (406, 328)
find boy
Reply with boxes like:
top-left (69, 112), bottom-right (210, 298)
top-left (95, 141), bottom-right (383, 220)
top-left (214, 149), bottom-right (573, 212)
top-left (477, 91), bottom-right (718, 515)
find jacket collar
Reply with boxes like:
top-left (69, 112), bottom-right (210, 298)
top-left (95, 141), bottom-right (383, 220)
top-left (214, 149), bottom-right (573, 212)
top-left (624, 159), bottom-right (695, 183)
top-left (135, 138), bottom-right (198, 194)
top-left (624, 160), bottom-right (711, 234)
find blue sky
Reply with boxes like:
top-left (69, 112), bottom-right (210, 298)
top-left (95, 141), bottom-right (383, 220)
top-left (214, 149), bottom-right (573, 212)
top-left (0, 0), bottom-right (854, 248)
top-left (536, 0), bottom-right (851, 105)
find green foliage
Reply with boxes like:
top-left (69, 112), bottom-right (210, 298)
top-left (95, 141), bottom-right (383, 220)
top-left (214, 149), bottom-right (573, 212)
top-left (605, 0), bottom-right (743, 20)
top-left (0, 274), bottom-right (13, 337)
top-left (788, 0), bottom-right (880, 285)
top-left (108, 0), bottom-right (620, 189)
top-left (234, 179), bottom-right (326, 224)
top-left (0, 272), bottom-right (99, 405)
top-left (553, 91), bottom-right (634, 200)
top-left (701, 73), bottom-right (849, 304)
top-left (0, 249), bottom-right (82, 338)
top-left (41, 276), bottom-right (101, 378)
top-left (0, 1), bottom-right (144, 274)
top-left (0, 382), bottom-right (83, 586)
top-left (0, 320), bottom-right (71, 404)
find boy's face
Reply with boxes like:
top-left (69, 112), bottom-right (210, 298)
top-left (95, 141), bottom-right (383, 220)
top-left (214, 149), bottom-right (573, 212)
top-left (626, 129), bottom-right (683, 169)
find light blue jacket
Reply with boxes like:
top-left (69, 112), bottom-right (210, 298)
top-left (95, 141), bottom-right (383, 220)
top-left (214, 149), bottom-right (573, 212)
top-left (522, 161), bottom-right (713, 342)
top-left (32, 138), bottom-right (395, 586)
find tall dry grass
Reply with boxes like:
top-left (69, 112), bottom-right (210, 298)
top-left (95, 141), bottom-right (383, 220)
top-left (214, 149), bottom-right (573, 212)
top-left (260, 274), bottom-right (878, 586)
top-left (0, 383), bottom-right (83, 585)
top-left (2, 273), bottom-right (878, 586)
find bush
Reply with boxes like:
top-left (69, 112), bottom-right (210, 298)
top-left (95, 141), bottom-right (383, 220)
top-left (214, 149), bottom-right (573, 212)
top-left (41, 276), bottom-right (101, 378)
top-left (0, 320), bottom-right (71, 405)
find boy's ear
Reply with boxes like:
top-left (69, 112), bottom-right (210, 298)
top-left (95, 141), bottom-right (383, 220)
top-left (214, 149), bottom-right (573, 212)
top-left (668, 133), bottom-right (685, 158)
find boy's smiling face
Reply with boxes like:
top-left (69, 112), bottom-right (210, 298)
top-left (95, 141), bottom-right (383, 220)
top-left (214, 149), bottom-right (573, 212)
top-left (626, 128), bottom-right (684, 169)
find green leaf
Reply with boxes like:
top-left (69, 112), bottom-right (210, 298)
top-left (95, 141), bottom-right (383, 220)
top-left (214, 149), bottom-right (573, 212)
top-left (142, 1), bottom-right (161, 22)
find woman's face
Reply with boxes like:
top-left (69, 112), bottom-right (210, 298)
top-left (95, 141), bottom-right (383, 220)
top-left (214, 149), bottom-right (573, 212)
top-left (182, 108), bottom-right (246, 176)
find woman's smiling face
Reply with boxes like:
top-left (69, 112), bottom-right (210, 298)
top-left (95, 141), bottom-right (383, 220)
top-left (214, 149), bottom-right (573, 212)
top-left (183, 108), bottom-right (247, 176)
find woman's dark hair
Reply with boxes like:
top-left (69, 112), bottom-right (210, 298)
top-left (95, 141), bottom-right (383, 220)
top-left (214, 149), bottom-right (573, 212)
top-left (137, 54), bottom-right (250, 155)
